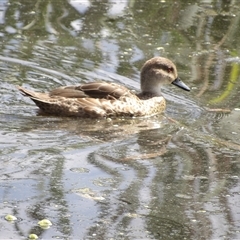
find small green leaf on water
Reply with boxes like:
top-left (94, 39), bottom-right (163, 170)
top-left (38, 219), bottom-right (52, 229)
top-left (5, 214), bottom-right (17, 221)
top-left (28, 234), bottom-right (38, 239)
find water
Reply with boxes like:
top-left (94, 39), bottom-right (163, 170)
top-left (1, 1), bottom-right (240, 239)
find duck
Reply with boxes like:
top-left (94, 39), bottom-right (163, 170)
top-left (17, 57), bottom-right (190, 118)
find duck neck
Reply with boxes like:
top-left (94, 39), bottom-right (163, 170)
top-left (137, 90), bottom-right (162, 100)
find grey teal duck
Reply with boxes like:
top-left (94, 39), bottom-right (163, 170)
top-left (18, 57), bottom-right (190, 118)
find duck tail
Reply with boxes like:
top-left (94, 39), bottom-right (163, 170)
top-left (17, 85), bottom-right (50, 100)
top-left (17, 86), bottom-right (38, 98)
top-left (17, 86), bottom-right (58, 114)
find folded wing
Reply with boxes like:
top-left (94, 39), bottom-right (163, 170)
top-left (49, 82), bottom-right (131, 99)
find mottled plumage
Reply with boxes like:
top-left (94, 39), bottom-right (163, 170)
top-left (18, 57), bottom-right (190, 118)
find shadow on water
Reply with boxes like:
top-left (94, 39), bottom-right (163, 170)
top-left (0, 1), bottom-right (240, 239)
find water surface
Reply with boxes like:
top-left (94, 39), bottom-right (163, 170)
top-left (1, 1), bottom-right (240, 239)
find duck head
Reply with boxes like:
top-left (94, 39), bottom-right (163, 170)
top-left (140, 57), bottom-right (190, 96)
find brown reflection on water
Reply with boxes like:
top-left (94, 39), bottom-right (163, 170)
top-left (78, 126), bottom-right (192, 239)
top-left (169, 127), bottom-right (240, 240)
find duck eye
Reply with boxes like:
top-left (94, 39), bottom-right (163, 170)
top-left (167, 67), bottom-right (173, 73)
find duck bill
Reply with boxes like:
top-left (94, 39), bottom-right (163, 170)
top-left (172, 77), bottom-right (190, 91)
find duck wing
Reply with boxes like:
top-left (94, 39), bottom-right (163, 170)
top-left (17, 82), bottom-right (137, 117)
top-left (49, 82), bottom-right (131, 99)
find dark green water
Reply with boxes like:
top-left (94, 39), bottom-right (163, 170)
top-left (1, 1), bottom-right (240, 239)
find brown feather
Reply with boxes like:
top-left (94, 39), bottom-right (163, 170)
top-left (49, 82), bottom-right (130, 99)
